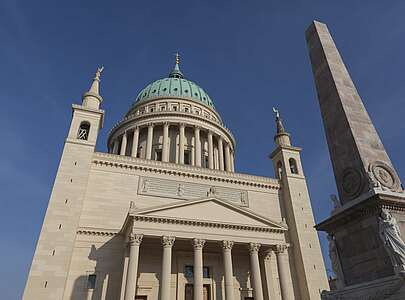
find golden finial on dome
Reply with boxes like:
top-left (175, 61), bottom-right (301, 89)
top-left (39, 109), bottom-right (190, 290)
top-left (175, 52), bottom-right (180, 65)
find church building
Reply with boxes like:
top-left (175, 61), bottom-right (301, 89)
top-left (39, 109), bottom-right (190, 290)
top-left (23, 52), bottom-right (329, 299)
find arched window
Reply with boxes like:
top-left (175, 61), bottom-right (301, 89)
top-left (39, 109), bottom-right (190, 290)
top-left (276, 161), bottom-right (283, 179)
top-left (77, 121), bottom-right (90, 140)
top-left (289, 158), bottom-right (298, 174)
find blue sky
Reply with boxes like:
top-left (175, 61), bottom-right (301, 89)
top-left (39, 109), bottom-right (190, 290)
top-left (1, 1), bottom-right (405, 299)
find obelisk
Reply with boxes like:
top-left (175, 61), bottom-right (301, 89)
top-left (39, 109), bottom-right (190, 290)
top-left (305, 21), bottom-right (405, 298)
top-left (305, 21), bottom-right (402, 205)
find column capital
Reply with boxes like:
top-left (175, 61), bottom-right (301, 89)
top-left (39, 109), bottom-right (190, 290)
top-left (248, 242), bottom-right (261, 253)
top-left (274, 244), bottom-right (289, 254)
top-left (194, 125), bottom-right (201, 131)
top-left (163, 121), bottom-right (170, 126)
top-left (128, 233), bottom-right (143, 246)
top-left (192, 238), bottom-right (206, 249)
top-left (162, 236), bottom-right (175, 248)
top-left (264, 249), bottom-right (274, 261)
top-left (147, 122), bottom-right (154, 128)
top-left (179, 122), bottom-right (186, 128)
top-left (222, 240), bottom-right (234, 250)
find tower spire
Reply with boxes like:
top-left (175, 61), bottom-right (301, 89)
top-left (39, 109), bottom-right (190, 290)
top-left (169, 52), bottom-right (184, 79)
top-left (82, 66), bottom-right (104, 109)
top-left (273, 107), bottom-right (291, 146)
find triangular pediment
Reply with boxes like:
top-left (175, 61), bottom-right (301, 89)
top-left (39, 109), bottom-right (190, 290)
top-left (133, 198), bottom-right (286, 230)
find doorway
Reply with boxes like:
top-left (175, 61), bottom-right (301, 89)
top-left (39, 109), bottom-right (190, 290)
top-left (185, 284), bottom-right (211, 300)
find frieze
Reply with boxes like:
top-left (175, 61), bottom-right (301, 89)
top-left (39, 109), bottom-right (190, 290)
top-left (92, 152), bottom-right (280, 190)
top-left (138, 176), bottom-right (249, 206)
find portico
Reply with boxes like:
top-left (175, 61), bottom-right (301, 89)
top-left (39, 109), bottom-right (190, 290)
top-left (119, 198), bottom-right (293, 300)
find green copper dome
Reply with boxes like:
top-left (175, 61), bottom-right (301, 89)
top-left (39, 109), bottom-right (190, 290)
top-left (132, 60), bottom-right (215, 109)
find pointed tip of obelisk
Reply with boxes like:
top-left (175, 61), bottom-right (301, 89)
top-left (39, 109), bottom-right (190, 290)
top-left (305, 20), bottom-right (328, 41)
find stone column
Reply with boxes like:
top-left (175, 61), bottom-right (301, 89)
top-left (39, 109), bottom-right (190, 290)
top-left (218, 137), bottom-right (224, 171)
top-left (222, 241), bottom-right (235, 300)
top-left (146, 123), bottom-right (154, 160)
top-left (124, 233), bottom-right (143, 300)
top-left (161, 236), bottom-right (175, 300)
top-left (131, 126), bottom-right (139, 158)
top-left (208, 131), bottom-right (214, 169)
top-left (249, 243), bottom-right (264, 300)
top-left (263, 250), bottom-right (276, 300)
top-left (275, 245), bottom-right (294, 300)
top-left (192, 238), bottom-right (206, 300)
top-left (230, 150), bottom-right (235, 172)
top-left (179, 123), bottom-right (185, 164)
top-left (225, 143), bottom-right (231, 172)
top-left (113, 139), bottom-right (119, 154)
top-left (194, 126), bottom-right (201, 167)
top-left (120, 132), bottom-right (127, 156)
top-left (162, 122), bottom-right (170, 162)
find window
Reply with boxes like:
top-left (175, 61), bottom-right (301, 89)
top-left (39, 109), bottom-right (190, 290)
top-left (87, 274), bottom-right (97, 289)
top-left (276, 161), bottom-right (283, 178)
top-left (137, 147), bottom-right (142, 158)
top-left (289, 158), bottom-right (298, 174)
top-left (155, 149), bottom-right (162, 161)
top-left (77, 121), bottom-right (90, 140)
top-left (184, 266), bottom-right (210, 278)
top-left (184, 150), bottom-right (191, 165)
top-left (202, 155), bottom-right (209, 168)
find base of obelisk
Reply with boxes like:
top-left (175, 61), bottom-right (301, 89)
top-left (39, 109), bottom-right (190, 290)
top-left (322, 275), bottom-right (405, 300)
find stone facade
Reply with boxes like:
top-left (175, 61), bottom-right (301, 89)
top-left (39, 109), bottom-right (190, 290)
top-left (23, 61), bottom-right (328, 299)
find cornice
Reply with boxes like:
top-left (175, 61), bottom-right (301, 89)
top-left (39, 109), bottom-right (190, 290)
top-left (77, 228), bottom-right (118, 237)
top-left (132, 215), bottom-right (285, 233)
top-left (92, 152), bottom-right (280, 190)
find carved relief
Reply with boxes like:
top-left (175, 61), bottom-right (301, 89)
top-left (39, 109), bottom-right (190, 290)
top-left (341, 168), bottom-right (363, 198)
top-left (138, 176), bottom-right (249, 206)
top-left (369, 161), bottom-right (400, 192)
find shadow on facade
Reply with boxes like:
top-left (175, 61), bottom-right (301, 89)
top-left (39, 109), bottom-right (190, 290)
top-left (70, 235), bottom-right (125, 300)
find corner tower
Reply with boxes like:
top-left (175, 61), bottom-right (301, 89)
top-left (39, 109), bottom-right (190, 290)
top-left (270, 109), bottom-right (329, 299)
top-left (23, 68), bottom-right (105, 300)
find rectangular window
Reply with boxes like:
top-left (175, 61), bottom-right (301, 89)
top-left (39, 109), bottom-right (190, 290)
top-left (184, 150), bottom-right (191, 165)
top-left (87, 274), bottom-right (96, 289)
top-left (184, 266), bottom-right (210, 278)
top-left (155, 149), bottom-right (162, 161)
top-left (203, 155), bottom-right (209, 168)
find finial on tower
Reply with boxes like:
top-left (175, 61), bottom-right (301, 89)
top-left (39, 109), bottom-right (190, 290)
top-left (94, 66), bottom-right (104, 81)
top-left (82, 66), bottom-right (104, 109)
top-left (169, 52), bottom-right (184, 79)
top-left (272, 107), bottom-right (291, 146)
top-left (175, 52), bottom-right (180, 65)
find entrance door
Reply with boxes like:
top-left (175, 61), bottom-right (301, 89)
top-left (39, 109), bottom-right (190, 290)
top-left (185, 284), bottom-right (210, 300)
